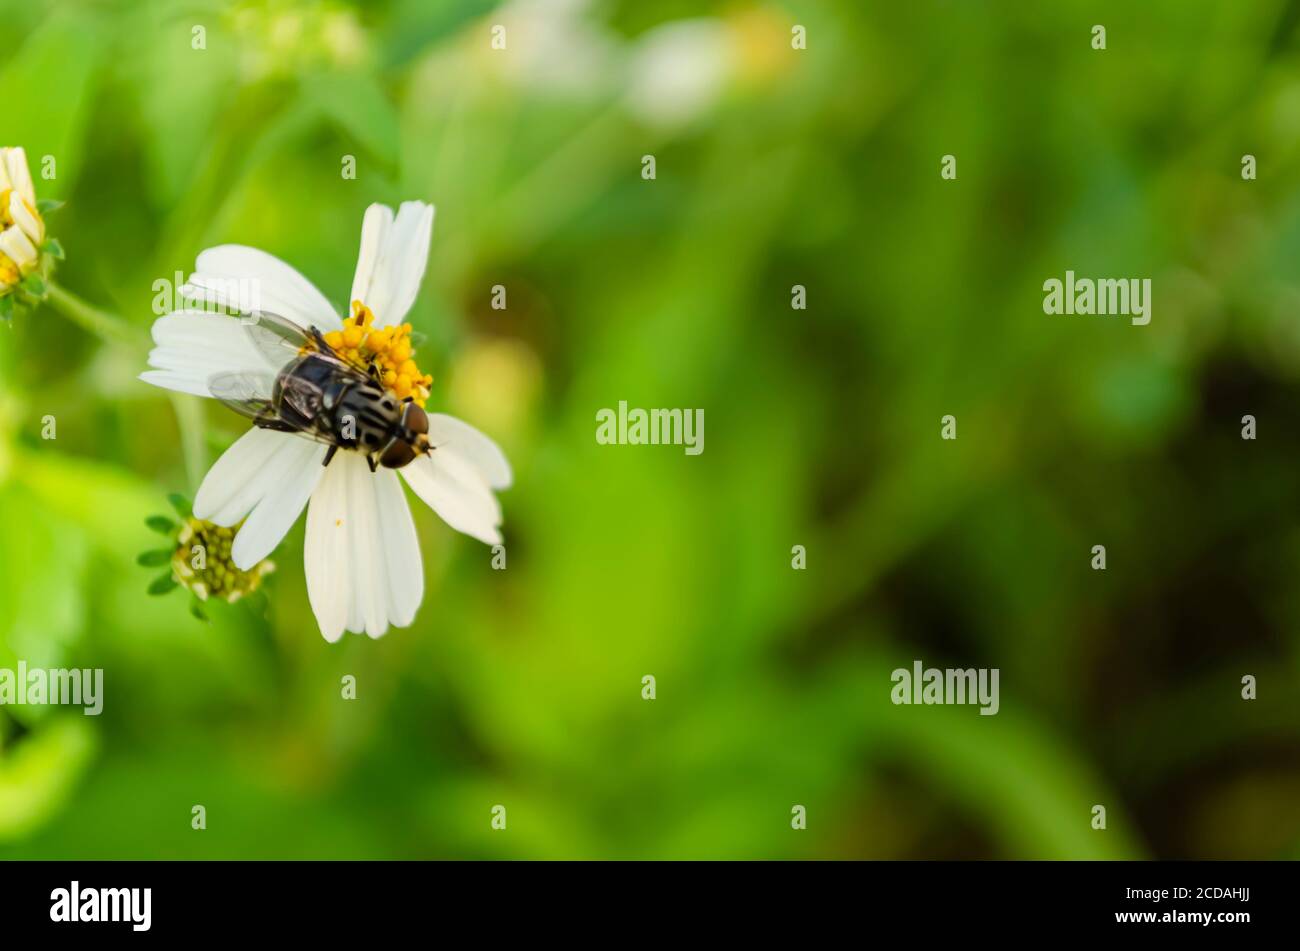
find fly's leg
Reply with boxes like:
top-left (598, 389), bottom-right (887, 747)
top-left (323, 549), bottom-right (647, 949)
top-left (366, 454), bottom-right (378, 473)
top-left (310, 327), bottom-right (334, 355)
top-left (322, 445), bottom-right (339, 467)
top-left (254, 417), bottom-right (298, 434)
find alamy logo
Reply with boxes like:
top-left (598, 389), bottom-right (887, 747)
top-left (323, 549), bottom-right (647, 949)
top-left (1042, 270), bottom-right (1151, 325)
top-left (151, 270), bottom-right (262, 316)
top-left (50, 882), bottom-right (151, 932)
top-left (890, 660), bottom-right (1000, 715)
top-left (0, 662), bottom-right (102, 715)
top-left (596, 401), bottom-right (704, 455)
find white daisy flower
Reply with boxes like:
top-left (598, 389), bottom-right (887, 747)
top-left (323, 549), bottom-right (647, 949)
top-left (0, 146), bottom-right (47, 293)
top-left (140, 202), bottom-right (512, 642)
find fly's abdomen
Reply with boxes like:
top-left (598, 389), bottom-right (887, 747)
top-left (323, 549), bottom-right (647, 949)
top-left (332, 384), bottom-right (402, 454)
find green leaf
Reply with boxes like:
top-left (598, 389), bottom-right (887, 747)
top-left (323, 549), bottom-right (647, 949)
top-left (41, 237), bottom-right (64, 260)
top-left (36, 199), bottom-right (65, 216)
top-left (189, 599), bottom-right (209, 623)
top-left (147, 573), bottom-right (178, 596)
top-left (145, 515), bottom-right (176, 535)
top-left (136, 549), bottom-right (173, 567)
top-left (167, 493), bottom-right (192, 518)
top-left (19, 274), bottom-right (47, 299)
top-left (0, 294), bottom-right (12, 322)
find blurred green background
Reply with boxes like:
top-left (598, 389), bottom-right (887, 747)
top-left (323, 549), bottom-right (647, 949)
top-left (2, 0), bottom-right (1299, 859)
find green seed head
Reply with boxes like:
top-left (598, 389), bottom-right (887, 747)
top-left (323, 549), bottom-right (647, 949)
top-left (170, 517), bottom-right (274, 603)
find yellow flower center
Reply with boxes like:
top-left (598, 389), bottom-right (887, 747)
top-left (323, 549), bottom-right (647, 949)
top-left (322, 301), bottom-right (433, 405)
top-left (0, 188), bottom-right (11, 228)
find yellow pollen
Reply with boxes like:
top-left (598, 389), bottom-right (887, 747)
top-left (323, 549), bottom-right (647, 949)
top-left (0, 188), bottom-right (10, 228)
top-left (0, 254), bottom-right (18, 286)
top-left (322, 301), bottom-right (433, 406)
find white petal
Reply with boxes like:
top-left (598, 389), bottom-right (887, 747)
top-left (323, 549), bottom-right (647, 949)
top-left (351, 201), bottom-right (434, 328)
top-left (427, 414), bottom-right (512, 489)
top-left (194, 429), bottom-right (326, 547)
top-left (9, 192), bottom-right (43, 245)
top-left (0, 225), bottom-right (37, 269)
top-left (346, 457), bottom-right (385, 636)
top-left (230, 440), bottom-right (329, 570)
top-left (5, 148), bottom-right (35, 205)
top-left (0, 150), bottom-right (12, 192)
top-left (348, 203), bottom-right (393, 310)
top-left (185, 245), bottom-right (342, 331)
top-left (374, 468), bottom-right (423, 628)
top-left (401, 451), bottom-right (502, 546)
top-left (303, 456), bottom-right (351, 642)
top-left (305, 454), bottom-right (423, 640)
top-left (140, 311), bottom-right (271, 397)
top-left (137, 370), bottom-right (212, 396)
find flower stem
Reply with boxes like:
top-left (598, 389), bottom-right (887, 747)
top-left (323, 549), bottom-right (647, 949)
top-left (170, 393), bottom-right (207, 491)
top-left (45, 283), bottom-right (145, 348)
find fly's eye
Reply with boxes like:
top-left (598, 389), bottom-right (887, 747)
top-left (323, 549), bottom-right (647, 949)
top-left (380, 440), bottom-right (417, 469)
top-left (402, 403), bottom-right (429, 435)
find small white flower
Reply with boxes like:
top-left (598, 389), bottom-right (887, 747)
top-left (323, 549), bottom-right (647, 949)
top-left (0, 146), bottom-right (45, 292)
top-left (140, 202), bottom-right (512, 641)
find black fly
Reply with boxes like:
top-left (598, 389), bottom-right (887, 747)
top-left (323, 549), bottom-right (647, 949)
top-left (208, 312), bottom-right (431, 471)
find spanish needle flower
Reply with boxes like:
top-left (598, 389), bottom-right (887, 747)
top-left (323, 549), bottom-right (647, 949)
top-left (0, 146), bottom-right (62, 319)
top-left (140, 202), bottom-right (512, 641)
top-left (140, 495), bottom-right (274, 622)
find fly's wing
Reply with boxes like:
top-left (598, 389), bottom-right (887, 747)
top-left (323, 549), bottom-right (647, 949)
top-left (276, 370), bottom-right (333, 435)
top-left (238, 311), bottom-right (336, 371)
top-left (208, 370), bottom-right (339, 445)
top-left (207, 371), bottom-right (279, 424)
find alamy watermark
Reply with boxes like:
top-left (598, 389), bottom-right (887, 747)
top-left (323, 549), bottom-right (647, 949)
top-left (151, 271), bottom-right (263, 316)
top-left (891, 660), bottom-right (1000, 716)
top-left (596, 401), bottom-right (704, 455)
top-left (1043, 270), bottom-right (1151, 326)
top-left (0, 661), bottom-right (103, 715)
top-left (50, 882), bottom-right (150, 932)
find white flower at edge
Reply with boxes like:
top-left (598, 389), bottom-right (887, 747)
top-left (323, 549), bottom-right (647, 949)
top-left (0, 147), bottom-right (45, 292)
top-left (140, 202), bottom-right (512, 642)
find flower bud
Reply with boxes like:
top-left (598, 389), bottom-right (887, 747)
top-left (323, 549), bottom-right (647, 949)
top-left (0, 147), bottom-right (54, 305)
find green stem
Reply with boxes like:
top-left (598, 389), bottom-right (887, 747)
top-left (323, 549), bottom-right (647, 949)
top-left (170, 393), bottom-right (207, 491)
top-left (45, 283), bottom-right (145, 348)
